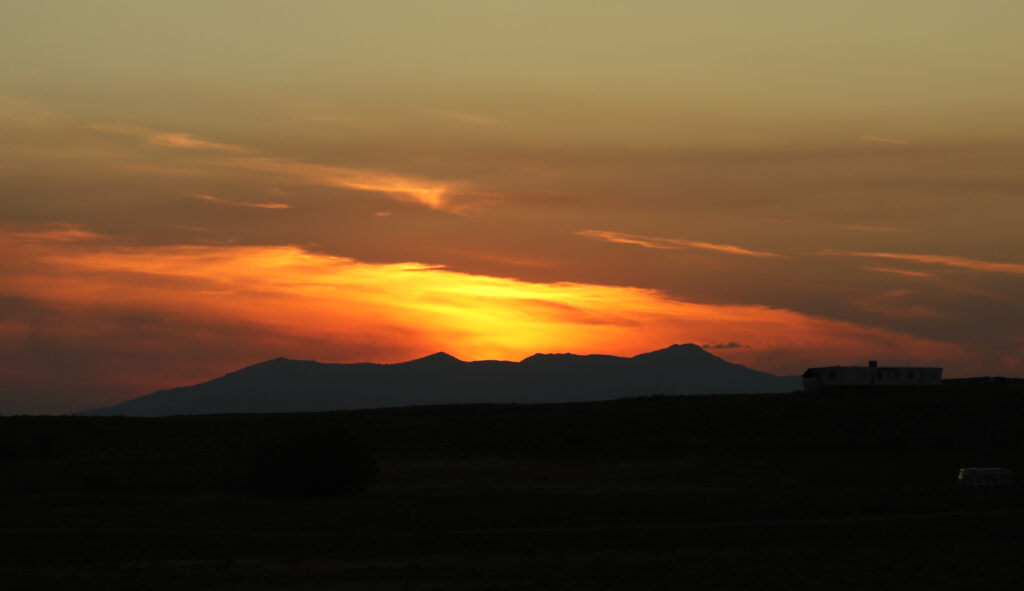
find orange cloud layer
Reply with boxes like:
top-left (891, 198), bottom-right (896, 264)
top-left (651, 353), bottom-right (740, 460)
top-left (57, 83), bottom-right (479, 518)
top-left (577, 230), bottom-right (782, 258)
top-left (1, 226), bottom-right (971, 378)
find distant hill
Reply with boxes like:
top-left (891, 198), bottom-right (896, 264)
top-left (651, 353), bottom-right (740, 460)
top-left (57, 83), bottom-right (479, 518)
top-left (81, 344), bottom-right (801, 417)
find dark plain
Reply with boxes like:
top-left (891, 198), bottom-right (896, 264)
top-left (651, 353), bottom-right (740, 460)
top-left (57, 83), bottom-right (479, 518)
top-left (2, 383), bottom-right (1023, 589)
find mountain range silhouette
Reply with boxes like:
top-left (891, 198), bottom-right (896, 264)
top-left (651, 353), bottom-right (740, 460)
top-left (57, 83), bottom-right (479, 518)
top-left (81, 344), bottom-right (801, 416)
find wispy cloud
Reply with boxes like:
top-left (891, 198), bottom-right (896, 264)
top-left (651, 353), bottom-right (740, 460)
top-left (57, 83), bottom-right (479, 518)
top-left (682, 239), bottom-right (783, 258)
top-left (823, 250), bottom-right (1024, 276)
top-left (87, 123), bottom-right (478, 213)
top-left (577, 230), bottom-right (782, 258)
top-left (0, 95), bottom-right (60, 130)
top-left (766, 217), bottom-right (908, 233)
top-left (862, 266), bottom-right (934, 278)
top-left (11, 223), bottom-right (101, 242)
top-left (222, 157), bottom-right (453, 211)
top-left (433, 110), bottom-right (506, 127)
top-left (577, 230), bottom-right (679, 250)
top-left (445, 249), bottom-right (553, 268)
top-left (861, 135), bottom-right (912, 145)
top-left (855, 288), bottom-right (946, 319)
top-left (106, 162), bottom-right (210, 177)
top-left (148, 132), bottom-right (247, 152)
top-left (192, 193), bottom-right (291, 210)
top-left (88, 124), bottom-right (249, 153)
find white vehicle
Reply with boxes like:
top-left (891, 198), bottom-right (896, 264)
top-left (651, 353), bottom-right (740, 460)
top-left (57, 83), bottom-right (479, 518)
top-left (958, 467), bottom-right (1014, 487)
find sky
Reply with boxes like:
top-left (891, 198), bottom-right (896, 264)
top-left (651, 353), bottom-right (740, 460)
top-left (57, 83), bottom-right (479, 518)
top-left (2, 1), bottom-right (1024, 413)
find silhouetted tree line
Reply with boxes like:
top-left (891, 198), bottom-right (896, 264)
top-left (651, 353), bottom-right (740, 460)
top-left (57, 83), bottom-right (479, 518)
top-left (247, 428), bottom-right (378, 498)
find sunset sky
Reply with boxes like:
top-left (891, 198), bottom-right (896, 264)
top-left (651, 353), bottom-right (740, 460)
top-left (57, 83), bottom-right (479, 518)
top-left (2, 1), bottom-right (1024, 413)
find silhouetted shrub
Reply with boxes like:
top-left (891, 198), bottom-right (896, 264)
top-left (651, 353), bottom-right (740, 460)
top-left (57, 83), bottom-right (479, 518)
top-left (247, 429), bottom-right (378, 498)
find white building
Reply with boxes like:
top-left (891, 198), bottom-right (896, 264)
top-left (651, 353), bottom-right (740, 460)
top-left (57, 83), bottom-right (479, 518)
top-left (803, 361), bottom-right (942, 391)
top-left (958, 467), bottom-right (1014, 488)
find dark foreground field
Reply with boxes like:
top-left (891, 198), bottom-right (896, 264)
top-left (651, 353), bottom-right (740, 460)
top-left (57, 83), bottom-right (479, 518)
top-left (3, 384), bottom-right (1024, 589)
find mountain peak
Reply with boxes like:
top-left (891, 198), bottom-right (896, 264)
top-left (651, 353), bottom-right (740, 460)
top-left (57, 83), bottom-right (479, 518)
top-left (258, 356), bottom-right (295, 365)
top-left (631, 343), bottom-right (710, 359)
top-left (403, 351), bottom-right (464, 365)
top-left (233, 356), bottom-right (301, 373)
top-left (81, 344), bottom-right (800, 416)
top-left (521, 352), bottom-right (580, 363)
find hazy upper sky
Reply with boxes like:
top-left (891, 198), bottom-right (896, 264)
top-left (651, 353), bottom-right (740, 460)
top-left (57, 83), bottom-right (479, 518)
top-left (2, 1), bottom-right (1023, 413)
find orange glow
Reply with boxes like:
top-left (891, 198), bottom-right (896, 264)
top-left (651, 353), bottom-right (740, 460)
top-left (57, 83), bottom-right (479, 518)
top-left (1, 227), bottom-right (970, 378)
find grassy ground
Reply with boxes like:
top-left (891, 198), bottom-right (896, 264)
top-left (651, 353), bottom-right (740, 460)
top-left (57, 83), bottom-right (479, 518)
top-left (2, 385), bottom-right (1023, 589)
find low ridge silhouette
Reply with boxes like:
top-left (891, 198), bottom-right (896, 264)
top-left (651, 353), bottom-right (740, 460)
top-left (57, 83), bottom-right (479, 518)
top-left (82, 344), bottom-right (800, 417)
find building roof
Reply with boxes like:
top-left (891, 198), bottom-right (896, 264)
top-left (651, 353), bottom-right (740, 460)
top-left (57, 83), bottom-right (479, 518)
top-left (805, 365), bottom-right (942, 371)
top-left (803, 365), bottom-right (942, 377)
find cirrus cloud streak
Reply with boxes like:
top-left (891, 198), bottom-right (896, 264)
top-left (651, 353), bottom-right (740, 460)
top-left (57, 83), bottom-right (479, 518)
top-left (222, 157), bottom-right (453, 211)
top-left (86, 123), bottom-right (468, 212)
top-left (87, 124), bottom-right (250, 153)
top-left (193, 193), bottom-right (291, 210)
top-left (822, 249), bottom-right (1024, 276)
top-left (578, 229), bottom-right (782, 258)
